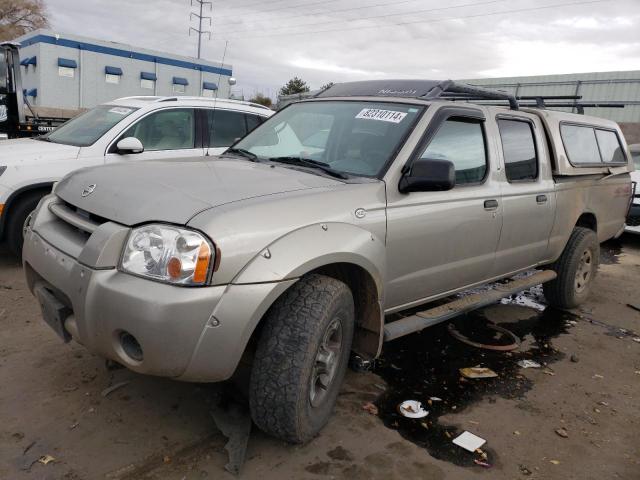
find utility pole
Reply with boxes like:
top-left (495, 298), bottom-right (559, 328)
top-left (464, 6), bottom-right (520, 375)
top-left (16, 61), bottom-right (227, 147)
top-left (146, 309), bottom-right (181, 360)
top-left (189, 0), bottom-right (211, 59)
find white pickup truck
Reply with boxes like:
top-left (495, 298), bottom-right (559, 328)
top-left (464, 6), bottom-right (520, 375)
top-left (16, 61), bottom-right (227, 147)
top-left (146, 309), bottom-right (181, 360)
top-left (0, 95), bottom-right (273, 255)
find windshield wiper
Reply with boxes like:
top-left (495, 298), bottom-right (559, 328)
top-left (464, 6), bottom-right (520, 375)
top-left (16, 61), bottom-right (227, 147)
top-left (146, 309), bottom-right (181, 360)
top-left (268, 156), bottom-right (349, 180)
top-left (224, 147), bottom-right (261, 162)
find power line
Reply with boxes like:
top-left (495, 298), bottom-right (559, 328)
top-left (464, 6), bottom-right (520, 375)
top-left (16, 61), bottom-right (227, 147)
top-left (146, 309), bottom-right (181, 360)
top-left (215, 0), bottom-right (509, 34)
top-left (212, 0), bottom-right (341, 22)
top-left (219, 0), bottom-right (610, 41)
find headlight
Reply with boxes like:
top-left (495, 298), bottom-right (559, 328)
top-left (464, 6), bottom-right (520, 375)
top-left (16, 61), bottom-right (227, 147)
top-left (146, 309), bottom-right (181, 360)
top-left (120, 224), bottom-right (214, 286)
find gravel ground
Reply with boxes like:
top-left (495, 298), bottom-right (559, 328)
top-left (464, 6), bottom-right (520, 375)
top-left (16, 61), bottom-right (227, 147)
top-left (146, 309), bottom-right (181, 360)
top-left (1, 235), bottom-right (639, 480)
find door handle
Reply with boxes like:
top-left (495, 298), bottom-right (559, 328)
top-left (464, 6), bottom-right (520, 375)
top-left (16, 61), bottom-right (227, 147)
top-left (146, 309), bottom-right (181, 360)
top-left (536, 194), bottom-right (548, 204)
top-left (484, 199), bottom-right (499, 210)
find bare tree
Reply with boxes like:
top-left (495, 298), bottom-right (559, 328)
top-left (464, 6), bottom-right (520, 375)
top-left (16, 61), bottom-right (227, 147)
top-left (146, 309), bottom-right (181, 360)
top-left (0, 0), bottom-right (48, 42)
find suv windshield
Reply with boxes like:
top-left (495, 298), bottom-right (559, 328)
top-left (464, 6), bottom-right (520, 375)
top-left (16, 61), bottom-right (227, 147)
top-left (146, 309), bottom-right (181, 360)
top-left (44, 105), bottom-right (139, 147)
top-left (233, 101), bottom-right (424, 177)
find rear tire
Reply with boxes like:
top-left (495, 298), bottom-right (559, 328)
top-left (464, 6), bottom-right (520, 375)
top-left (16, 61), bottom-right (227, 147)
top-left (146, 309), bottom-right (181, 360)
top-left (249, 274), bottom-right (354, 444)
top-left (543, 227), bottom-right (599, 309)
top-left (7, 192), bottom-right (44, 258)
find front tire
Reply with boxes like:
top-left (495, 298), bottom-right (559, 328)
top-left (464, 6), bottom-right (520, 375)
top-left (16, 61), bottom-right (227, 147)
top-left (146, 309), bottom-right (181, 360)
top-left (543, 227), bottom-right (599, 309)
top-left (249, 274), bottom-right (354, 443)
top-left (6, 192), bottom-right (44, 258)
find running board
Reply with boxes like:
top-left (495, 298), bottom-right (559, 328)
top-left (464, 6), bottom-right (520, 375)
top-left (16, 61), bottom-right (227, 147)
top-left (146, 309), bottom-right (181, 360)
top-left (383, 270), bottom-right (557, 342)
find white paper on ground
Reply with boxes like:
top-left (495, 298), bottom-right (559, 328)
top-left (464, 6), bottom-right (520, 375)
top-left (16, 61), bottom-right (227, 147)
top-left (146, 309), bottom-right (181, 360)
top-left (452, 431), bottom-right (486, 452)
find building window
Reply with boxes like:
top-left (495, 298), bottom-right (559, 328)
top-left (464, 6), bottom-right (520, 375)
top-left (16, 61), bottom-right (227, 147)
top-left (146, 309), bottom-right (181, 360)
top-left (58, 66), bottom-right (75, 78)
top-left (106, 73), bottom-right (120, 84)
top-left (141, 78), bottom-right (155, 89)
top-left (172, 77), bottom-right (188, 94)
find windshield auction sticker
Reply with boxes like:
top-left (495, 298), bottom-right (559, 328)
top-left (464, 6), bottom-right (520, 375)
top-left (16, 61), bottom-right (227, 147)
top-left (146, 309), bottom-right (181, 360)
top-left (356, 108), bottom-right (407, 123)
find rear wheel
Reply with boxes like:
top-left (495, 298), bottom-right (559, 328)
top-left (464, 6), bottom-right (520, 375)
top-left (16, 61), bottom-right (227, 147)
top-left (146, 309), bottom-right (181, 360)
top-left (249, 274), bottom-right (354, 443)
top-left (7, 192), bottom-right (44, 258)
top-left (543, 227), bottom-right (599, 309)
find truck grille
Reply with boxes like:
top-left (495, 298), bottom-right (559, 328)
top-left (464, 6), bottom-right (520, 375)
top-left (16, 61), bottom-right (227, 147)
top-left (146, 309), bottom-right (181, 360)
top-left (48, 200), bottom-right (108, 237)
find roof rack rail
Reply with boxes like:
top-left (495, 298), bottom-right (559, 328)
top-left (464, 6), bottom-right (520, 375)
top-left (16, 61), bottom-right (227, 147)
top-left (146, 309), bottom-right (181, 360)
top-left (316, 79), bottom-right (520, 110)
top-left (155, 96), bottom-right (272, 110)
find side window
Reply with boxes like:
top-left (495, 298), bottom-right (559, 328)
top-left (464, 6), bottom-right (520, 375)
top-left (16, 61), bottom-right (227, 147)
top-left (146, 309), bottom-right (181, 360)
top-left (595, 129), bottom-right (625, 163)
top-left (420, 118), bottom-right (487, 185)
top-left (208, 109), bottom-right (247, 147)
top-left (560, 124), bottom-right (601, 164)
top-left (121, 108), bottom-right (195, 151)
top-left (245, 114), bottom-right (263, 133)
top-left (497, 119), bottom-right (538, 181)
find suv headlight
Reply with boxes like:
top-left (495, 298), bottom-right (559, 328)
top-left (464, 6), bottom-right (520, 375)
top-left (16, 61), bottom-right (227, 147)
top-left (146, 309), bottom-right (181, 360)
top-left (120, 224), bottom-right (214, 286)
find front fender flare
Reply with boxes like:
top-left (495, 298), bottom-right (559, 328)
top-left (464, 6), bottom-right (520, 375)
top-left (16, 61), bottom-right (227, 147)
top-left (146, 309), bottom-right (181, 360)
top-left (231, 222), bottom-right (386, 294)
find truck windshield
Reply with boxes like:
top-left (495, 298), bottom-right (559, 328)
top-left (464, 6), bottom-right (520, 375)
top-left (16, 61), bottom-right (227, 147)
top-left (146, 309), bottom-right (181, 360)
top-left (44, 105), bottom-right (139, 147)
top-left (232, 101), bottom-right (424, 177)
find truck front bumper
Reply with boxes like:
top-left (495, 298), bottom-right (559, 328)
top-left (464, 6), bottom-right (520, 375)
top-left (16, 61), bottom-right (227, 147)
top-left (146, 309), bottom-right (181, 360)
top-left (23, 225), bottom-right (295, 382)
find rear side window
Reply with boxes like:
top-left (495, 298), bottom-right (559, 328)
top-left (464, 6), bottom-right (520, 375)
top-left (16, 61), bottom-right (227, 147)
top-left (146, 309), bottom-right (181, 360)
top-left (595, 129), bottom-right (625, 163)
top-left (561, 124), bottom-right (626, 165)
top-left (246, 114), bottom-right (263, 133)
top-left (208, 109), bottom-right (247, 147)
top-left (497, 119), bottom-right (538, 181)
top-left (561, 125), bottom-right (601, 164)
top-left (420, 118), bottom-right (487, 185)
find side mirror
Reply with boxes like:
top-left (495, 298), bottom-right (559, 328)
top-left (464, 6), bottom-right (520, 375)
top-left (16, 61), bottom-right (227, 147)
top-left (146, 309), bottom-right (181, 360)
top-left (116, 137), bottom-right (144, 154)
top-left (399, 158), bottom-right (455, 193)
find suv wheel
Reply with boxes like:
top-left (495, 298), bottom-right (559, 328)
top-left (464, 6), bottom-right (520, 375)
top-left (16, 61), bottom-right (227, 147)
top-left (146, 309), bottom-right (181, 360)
top-left (6, 192), bottom-right (44, 258)
top-left (543, 227), bottom-right (599, 309)
top-left (249, 274), bottom-right (354, 443)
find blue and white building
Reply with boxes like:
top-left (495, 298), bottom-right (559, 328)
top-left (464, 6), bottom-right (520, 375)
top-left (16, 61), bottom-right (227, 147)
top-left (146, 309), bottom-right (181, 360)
top-left (14, 29), bottom-right (233, 114)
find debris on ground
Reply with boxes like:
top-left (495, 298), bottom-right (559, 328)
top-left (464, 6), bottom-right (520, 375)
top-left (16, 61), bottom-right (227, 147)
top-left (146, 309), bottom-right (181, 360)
top-left (362, 402), bottom-right (379, 415)
top-left (571, 354), bottom-right (580, 362)
top-left (397, 400), bottom-right (428, 418)
top-left (209, 392), bottom-right (252, 476)
top-left (448, 322), bottom-right (521, 351)
top-left (38, 455), bottom-right (55, 465)
top-left (626, 303), bottom-right (640, 313)
top-left (101, 381), bottom-right (130, 398)
top-left (517, 360), bottom-right (541, 369)
top-left (542, 369), bottom-right (556, 376)
top-left (555, 427), bottom-right (569, 438)
top-left (459, 367), bottom-right (498, 379)
top-left (519, 464), bottom-right (533, 475)
top-left (473, 459), bottom-right (492, 468)
top-left (550, 459), bottom-right (561, 465)
top-left (429, 396), bottom-right (443, 402)
top-left (452, 431), bottom-right (486, 452)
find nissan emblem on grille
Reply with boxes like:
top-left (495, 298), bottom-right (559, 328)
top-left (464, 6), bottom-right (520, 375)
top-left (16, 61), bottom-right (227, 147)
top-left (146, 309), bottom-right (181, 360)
top-left (81, 184), bottom-right (96, 197)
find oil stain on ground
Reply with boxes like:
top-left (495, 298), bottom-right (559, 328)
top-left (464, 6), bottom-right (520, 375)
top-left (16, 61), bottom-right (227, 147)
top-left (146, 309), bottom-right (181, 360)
top-left (373, 296), bottom-right (579, 468)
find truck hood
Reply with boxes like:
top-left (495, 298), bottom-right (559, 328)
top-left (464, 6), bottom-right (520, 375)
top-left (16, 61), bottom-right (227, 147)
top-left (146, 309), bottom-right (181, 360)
top-left (0, 138), bottom-right (80, 167)
top-left (55, 157), bottom-right (343, 225)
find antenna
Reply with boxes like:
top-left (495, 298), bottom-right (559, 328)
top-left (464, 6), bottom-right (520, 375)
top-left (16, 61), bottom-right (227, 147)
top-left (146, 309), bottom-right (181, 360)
top-left (189, 0), bottom-right (212, 59)
top-left (214, 40), bottom-right (228, 100)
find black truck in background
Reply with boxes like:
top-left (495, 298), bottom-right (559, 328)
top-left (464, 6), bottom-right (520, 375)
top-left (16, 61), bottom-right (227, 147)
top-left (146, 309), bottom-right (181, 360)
top-left (0, 42), bottom-right (66, 138)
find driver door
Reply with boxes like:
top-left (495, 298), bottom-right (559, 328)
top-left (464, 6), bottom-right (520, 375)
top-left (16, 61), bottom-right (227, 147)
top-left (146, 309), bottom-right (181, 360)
top-left (105, 107), bottom-right (204, 163)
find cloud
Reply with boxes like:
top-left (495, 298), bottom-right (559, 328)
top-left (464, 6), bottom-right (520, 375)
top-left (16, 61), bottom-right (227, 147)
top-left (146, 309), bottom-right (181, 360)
top-left (44, 0), bottom-right (640, 100)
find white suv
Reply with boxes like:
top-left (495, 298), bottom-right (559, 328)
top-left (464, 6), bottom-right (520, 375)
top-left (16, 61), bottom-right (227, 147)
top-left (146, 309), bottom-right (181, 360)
top-left (0, 96), bottom-right (273, 255)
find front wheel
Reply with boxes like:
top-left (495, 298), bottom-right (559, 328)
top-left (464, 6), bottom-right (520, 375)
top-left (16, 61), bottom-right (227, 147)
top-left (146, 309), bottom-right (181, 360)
top-left (543, 227), bottom-right (599, 309)
top-left (249, 274), bottom-right (354, 443)
top-left (6, 192), bottom-right (45, 258)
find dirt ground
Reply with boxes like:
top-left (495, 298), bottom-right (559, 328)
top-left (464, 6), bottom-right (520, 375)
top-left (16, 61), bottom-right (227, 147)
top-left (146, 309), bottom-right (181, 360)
top-left (1, 235), bottom-right (639, 480)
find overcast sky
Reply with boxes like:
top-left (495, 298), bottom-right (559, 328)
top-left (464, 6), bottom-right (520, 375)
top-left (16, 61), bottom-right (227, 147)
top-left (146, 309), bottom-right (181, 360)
top-left (45, 0), bottom-right (640, 99)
